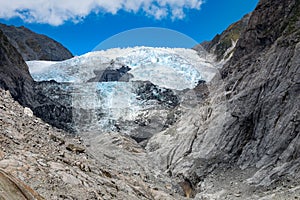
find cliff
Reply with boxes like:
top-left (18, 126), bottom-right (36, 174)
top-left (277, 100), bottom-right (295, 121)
top-left (221, 0), bottom-right (300, 183)
top-left (148, 0), bottom-right (300, 198)
top-left (0, 29), bottom-right (35, 106)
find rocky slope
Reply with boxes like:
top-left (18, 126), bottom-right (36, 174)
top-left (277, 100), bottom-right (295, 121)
top-left (0, 89), bottom-right (184, 199)
top-left (0, 23), bottom-right (73, 61)
top-left (147, 0), bottom-right (300, 198)
top-left (220, 0), bottom-right (300, 180)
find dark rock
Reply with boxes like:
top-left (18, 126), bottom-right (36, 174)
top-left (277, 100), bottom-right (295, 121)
top-left (179, 178), bottom-right (194, 198)
top-left (0, 23), bottom-right (73, 61)
top-left (0, 28), bottom-right (74, 132)
top-left (134, 81), bottom-right (179, 108)
top-left (0, 29), bottom-right (35, 107)
top-left (33, 81), bottom-right (74, 132)
top-left (66, 143), bottom-right (85, 154)
top-left (88, 65), bottom-right (132, 82)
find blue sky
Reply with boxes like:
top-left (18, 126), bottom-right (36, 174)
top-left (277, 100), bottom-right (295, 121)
top-left (0, 0), bottom-right (259, 56)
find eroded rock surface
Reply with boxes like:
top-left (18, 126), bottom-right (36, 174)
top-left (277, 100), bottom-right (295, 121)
top-left (146, 0), bottom-right (300, 198)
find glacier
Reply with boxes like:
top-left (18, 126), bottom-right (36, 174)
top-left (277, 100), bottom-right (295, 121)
top-left (27, 47), bottom-right (217, 89)
top-left (27, 47), bottom-right (218, 134)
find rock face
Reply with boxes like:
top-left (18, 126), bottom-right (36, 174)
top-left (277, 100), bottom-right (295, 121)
top-left (0, 29), bottom-right (35, 107)
top-left (0, 23), bottom-right (73, 61)
top-left (0, 29), bottom-right (74, 132)
top-left (220, 0), bottom-right (300, 183)
top-left (147, 0), bottom-right (300, 198)
top-left (33, 81), bottom-right (74, 132)
top-left (88, 65), bottom-right (133, 82)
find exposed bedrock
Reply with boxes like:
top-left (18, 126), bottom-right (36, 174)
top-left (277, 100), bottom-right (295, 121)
top-left (146, 0), bottom-right (300, 194)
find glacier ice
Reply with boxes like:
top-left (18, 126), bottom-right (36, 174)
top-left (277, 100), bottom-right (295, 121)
top-left (26, 47), bottom-right (218, 133)
top-left (27, 47), bottom-right (217, 89)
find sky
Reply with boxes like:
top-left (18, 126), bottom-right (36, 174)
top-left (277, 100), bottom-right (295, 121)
top-left (0, 0), bottom-right (259, 56)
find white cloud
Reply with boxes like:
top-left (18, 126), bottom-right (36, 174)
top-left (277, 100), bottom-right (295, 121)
top-left (0, 0), bottom-right (203, 26)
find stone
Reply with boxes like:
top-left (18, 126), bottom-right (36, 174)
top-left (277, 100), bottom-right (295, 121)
top-left (0, 159), bottom-right (20, 169)
top-left (24, 107), bottom-right (33, 117)
top-left (36, 159), bottom-right (48, 167)
top-left (0, 150), bottom-right (4, 159)
top-left (48, 162), bottom-right (65, 171)
top-left (0, 29), bottom-right (35, 107)
top-left (66, 143), bottom-right (85, 154)
top-left (0, 169), bottom-right (45, 200)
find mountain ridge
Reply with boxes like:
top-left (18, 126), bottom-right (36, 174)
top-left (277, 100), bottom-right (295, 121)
top-left (0, 23), bottom-right (73, 61)
top-left (194, 13), bottom-right (250, 62)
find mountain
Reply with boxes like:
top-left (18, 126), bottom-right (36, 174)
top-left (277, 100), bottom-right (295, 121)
top-left (195, 13), bottom-right (250, 62)
top-left (0, 23), bottom-right (73, 61)
top-left (221, 0), bottom-right (300, 178)
top-left (148, 0), bottom-right (300, 198)
top-left (0, 0), bottom-right (299, 199)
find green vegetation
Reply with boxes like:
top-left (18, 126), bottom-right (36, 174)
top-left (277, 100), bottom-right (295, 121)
top-left (286, 1), bottom-right (300, 34)
top-left (214, 23), bottom-right (244, 61)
